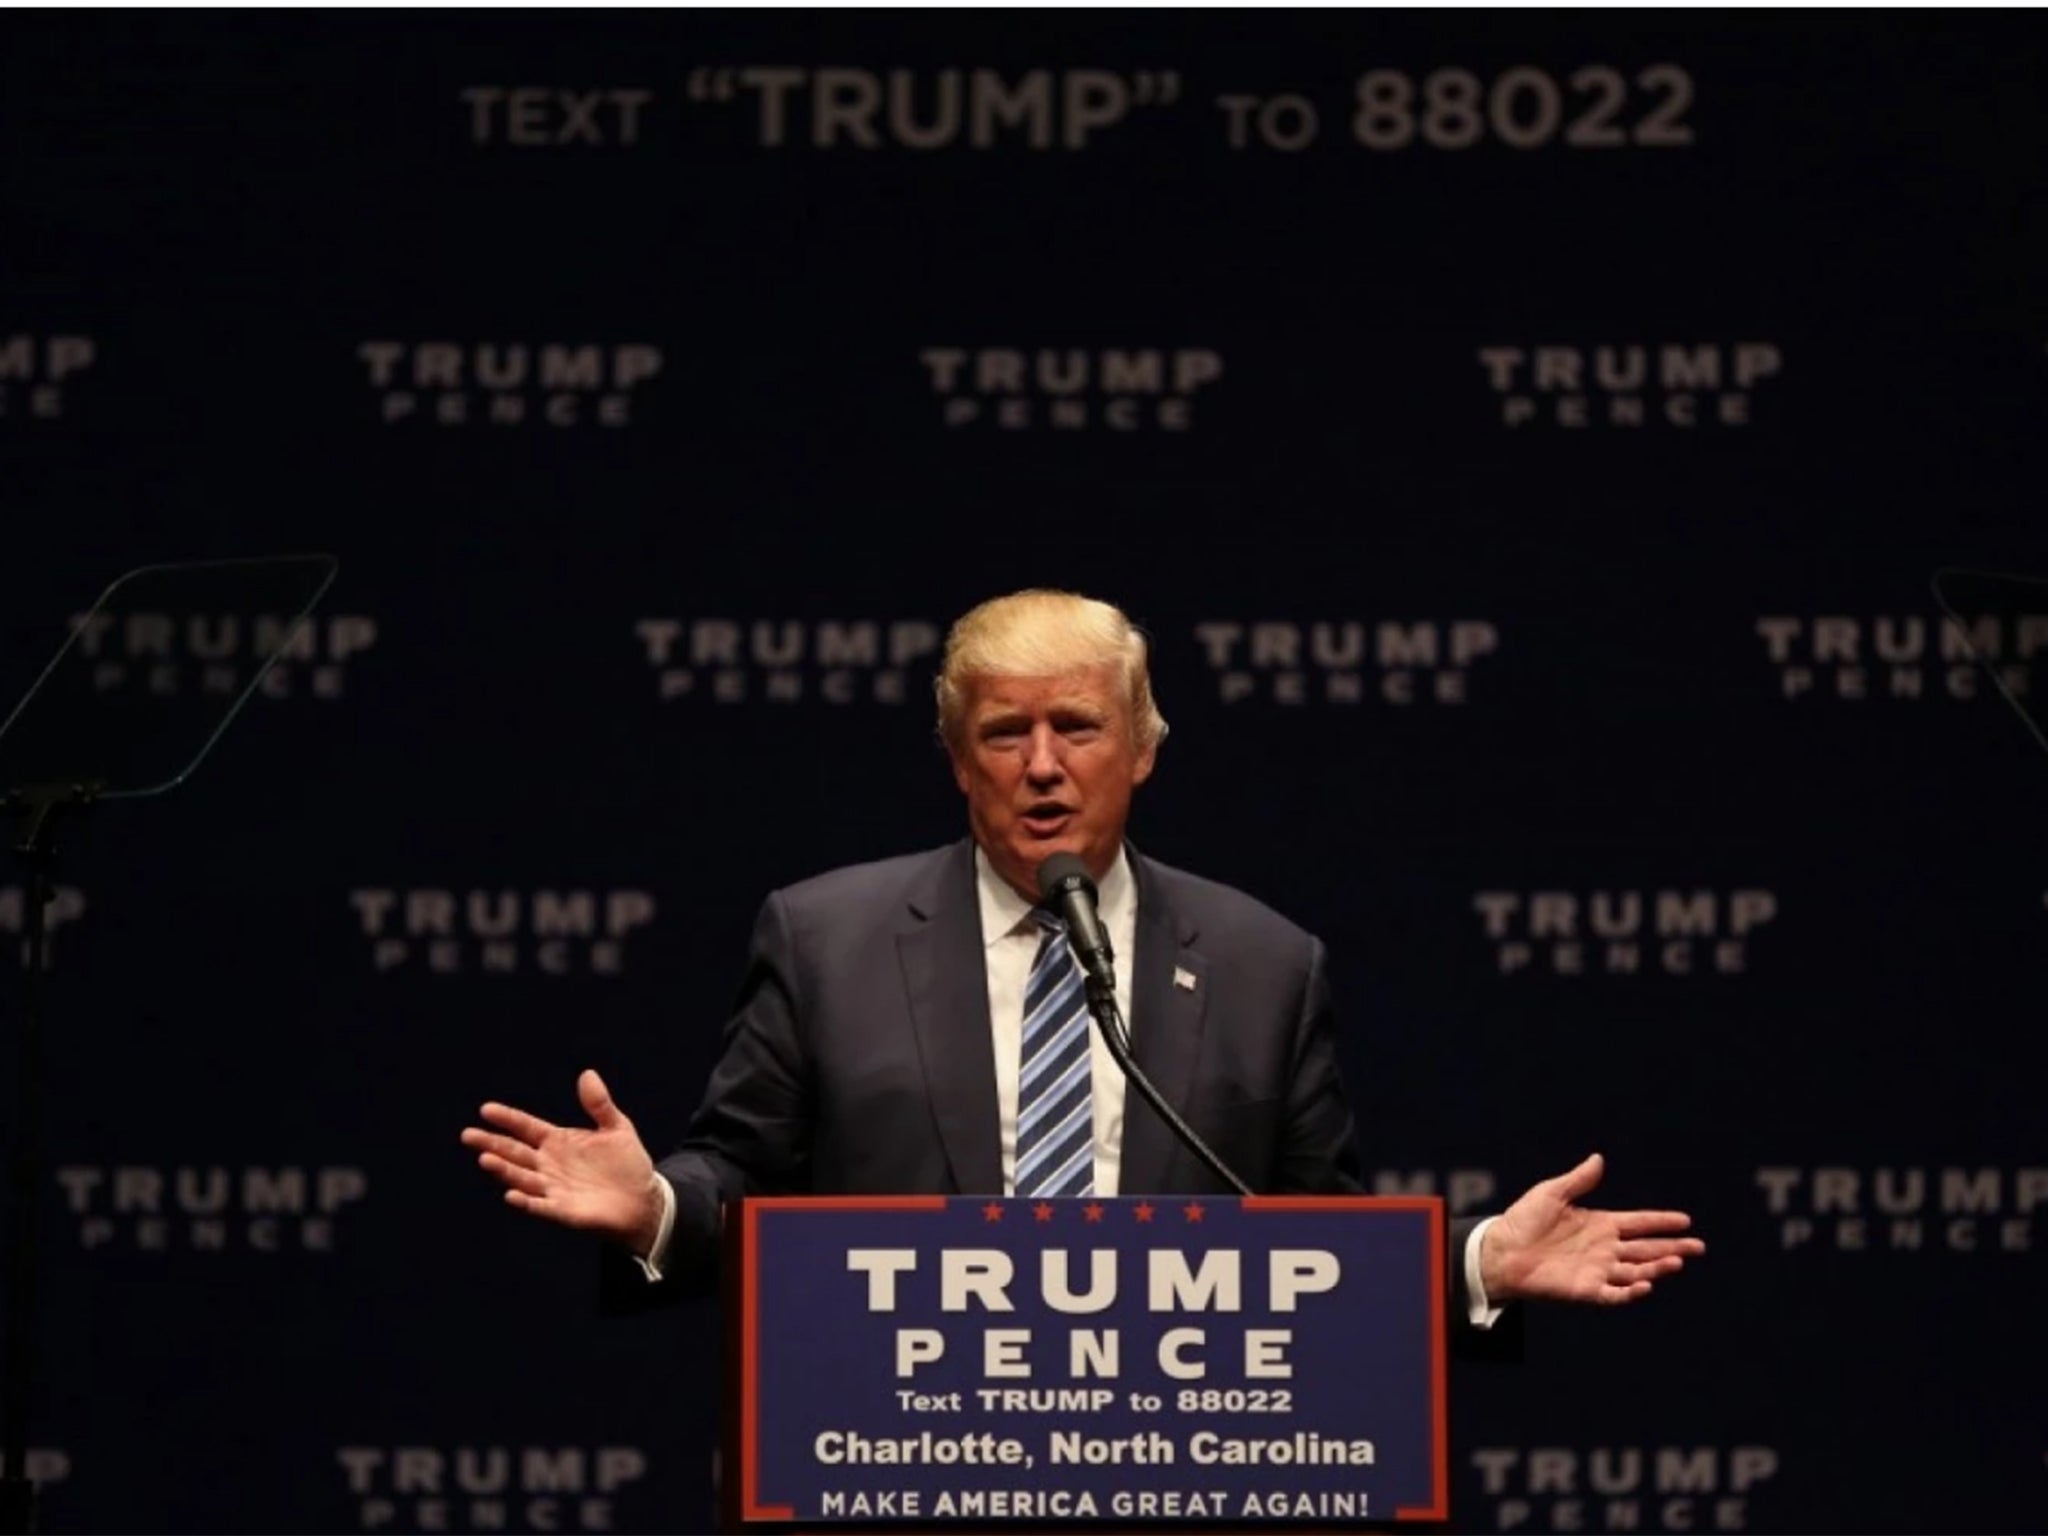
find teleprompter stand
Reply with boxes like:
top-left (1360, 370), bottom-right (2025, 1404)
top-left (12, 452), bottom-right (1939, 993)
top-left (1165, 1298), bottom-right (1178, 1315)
top-left (0, 784), bottom-right (91, 1536)
top-left (0, 555), bottom-right (337, 1534)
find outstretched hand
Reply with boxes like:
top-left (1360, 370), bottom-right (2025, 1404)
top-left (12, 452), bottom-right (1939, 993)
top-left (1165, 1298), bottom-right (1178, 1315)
top-left (460, 1069), bottom-right (664, 1255)
top-left (1480, 1153), bottom-right (1704, 1306)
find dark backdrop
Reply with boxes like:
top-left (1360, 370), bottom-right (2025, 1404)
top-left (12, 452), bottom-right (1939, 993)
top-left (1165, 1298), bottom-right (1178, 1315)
top-left (2, 10), bottom-right (2045, 1534)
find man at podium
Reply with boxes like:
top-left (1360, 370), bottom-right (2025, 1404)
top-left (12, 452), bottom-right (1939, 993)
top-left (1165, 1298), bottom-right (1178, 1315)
top-left (462, 589), bottom-right (1702, 1325)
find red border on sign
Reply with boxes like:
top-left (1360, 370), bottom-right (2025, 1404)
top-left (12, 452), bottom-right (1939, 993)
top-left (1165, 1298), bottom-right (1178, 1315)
top-left (740, 1197), bottom-right (948, 1522)
top-left (1242, 1195), bottom-right (1450, 1521)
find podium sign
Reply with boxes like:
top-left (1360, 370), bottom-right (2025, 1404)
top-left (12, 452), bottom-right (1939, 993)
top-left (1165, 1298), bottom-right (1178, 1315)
top-left (728, 1196), bottom-right (1448, 1526)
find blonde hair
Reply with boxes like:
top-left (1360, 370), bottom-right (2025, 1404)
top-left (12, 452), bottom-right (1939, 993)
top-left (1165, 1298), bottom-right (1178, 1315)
top-left (936, 590), bottom-right (1168, 751)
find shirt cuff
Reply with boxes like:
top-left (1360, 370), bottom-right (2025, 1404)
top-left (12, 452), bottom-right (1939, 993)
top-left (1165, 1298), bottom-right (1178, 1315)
top-left (1464, 1215), bottom-right (1504, 1329)
top-left (631, 1174), bottom-right (678, 1283)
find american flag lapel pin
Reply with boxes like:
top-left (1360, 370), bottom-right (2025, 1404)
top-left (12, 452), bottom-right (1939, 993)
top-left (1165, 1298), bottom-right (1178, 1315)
top-left (1173, 966), bottom-right (1197, 992)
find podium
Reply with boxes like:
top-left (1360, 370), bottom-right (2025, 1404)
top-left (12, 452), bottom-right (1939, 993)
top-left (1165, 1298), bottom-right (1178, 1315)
top-left (722, 1196), bottom-right (1449, 1529)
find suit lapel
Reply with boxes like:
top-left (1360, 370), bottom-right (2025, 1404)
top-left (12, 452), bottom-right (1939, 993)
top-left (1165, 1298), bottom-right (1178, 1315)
top-left (895, 840), bottom-right (1002, 1194)
top-left (1118, 852), bottom-right (1209, 1195)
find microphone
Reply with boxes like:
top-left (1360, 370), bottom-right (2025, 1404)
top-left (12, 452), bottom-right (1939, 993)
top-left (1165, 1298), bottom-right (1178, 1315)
top-left (1036, 852), bottom-right (1116, 993)
top-left (1034, 851), bottom-right (1252, 1198)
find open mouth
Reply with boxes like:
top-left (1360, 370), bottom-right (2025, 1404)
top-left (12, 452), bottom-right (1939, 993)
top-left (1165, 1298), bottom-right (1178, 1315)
top-left (1021, 802), bottom-right (1075, 833)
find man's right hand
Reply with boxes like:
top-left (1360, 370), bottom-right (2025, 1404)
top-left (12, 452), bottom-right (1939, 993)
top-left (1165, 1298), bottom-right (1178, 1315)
top-left (461, 1069), bottom-right (664, 1256)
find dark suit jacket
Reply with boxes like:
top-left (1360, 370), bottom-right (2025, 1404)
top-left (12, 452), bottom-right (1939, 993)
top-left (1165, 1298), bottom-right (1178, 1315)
top-left (648, 838), bottom-right (1484, 1317)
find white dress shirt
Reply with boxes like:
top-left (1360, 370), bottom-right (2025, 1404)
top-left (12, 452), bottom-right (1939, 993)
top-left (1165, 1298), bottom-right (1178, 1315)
top-left (637, 845), bottom-right (1499, 1326)
top-left (977, 844), bottom-right (1136, 1196)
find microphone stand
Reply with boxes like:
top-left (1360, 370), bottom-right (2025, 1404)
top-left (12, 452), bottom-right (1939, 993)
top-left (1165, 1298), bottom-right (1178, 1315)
top-left (1037, 854), bottom-right (1251, 1196)
top-left (1081, 974), bottom-right (1252, 1198)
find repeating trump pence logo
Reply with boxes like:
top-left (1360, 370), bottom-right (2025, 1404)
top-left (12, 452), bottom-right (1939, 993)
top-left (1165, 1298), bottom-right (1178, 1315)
top-left (1470, 1445), bottom-right (1780, 1533)
top-left (55, 1164), bottom-right (369, 1254)
top-left (634, 617), bottom-right (942, 705)
top-left (1196, 620), bottom-right (1500, 706)
top-left (336, 1445), bottom-right (650, 1534)
top-left (920, 348), bottom-right (1223, 431)
top-left (1756, 1166), bottom-right (2044, 1255)
top-left (0, 334), bottom-right (95, 422)
top-left (1756, 613), bottom-right (2047, 702)
top-left (1478, 343), bottom-right (1781, 429)
top-left (356, 342), bottom-right (663, 428)
top-left (70, 609), bottom-right (377, 702)
top-left (1472, 888), bottom-right (1778, 977)
top-left (349, 887), bottom-right (658, 977)
top-left (1369, 1167), bottom-right (1497, 1213)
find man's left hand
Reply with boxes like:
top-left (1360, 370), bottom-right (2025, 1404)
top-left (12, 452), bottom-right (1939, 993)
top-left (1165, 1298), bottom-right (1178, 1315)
top-left (1481, 1153), bottom-right (1704, 1306)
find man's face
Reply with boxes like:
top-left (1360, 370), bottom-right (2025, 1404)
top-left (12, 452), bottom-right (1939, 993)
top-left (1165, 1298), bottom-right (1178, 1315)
top-left (948, 664), bottom-right (1157, 900)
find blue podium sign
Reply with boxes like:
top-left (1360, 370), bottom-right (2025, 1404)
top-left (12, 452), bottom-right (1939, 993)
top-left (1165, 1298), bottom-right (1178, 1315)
top-left (729, 1196), bottom-right (1448, 1526)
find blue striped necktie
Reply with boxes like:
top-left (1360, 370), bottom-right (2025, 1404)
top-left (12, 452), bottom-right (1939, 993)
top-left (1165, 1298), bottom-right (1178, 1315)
top-left (1015, 909), bottom-right (1096, 1198)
